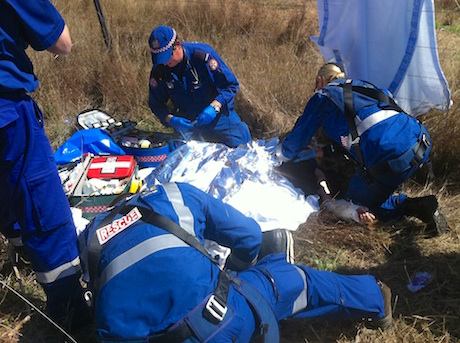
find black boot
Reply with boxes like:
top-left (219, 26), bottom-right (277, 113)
top-left (403, 195), bottom-right (449, 236)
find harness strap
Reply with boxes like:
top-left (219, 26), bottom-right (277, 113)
top-left (343, 80), bottom-right (365, 169)
top-left (367, 128), bottom-right (431, 175)
top-left (347, 85), bottom-right (404, 113)
top-left (88, 198), bottom-right (131, 290)
top-left (148, 320), bottom-right (195, 343)
top-left (234, 281), bottom-right (280, 343)
top-left (88, 200), bottom-right (278, 342)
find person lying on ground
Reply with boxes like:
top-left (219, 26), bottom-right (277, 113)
top-left (78, 181), bottom-right (392, 342)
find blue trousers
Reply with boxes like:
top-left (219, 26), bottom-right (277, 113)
top-left (187, 110), bottom-right (252, 148)
top-left (0, 95), bottom-right (81, 318)
top-left (346, 125), bottom-right (431, 221)
top-left (205, 254), bottom-right (385, 343)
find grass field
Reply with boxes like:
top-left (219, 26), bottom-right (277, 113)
top-left (1, 0), bottom-right (459, 342)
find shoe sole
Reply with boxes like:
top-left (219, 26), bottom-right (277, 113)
top-left (426, 209), bottom-right (449, 236)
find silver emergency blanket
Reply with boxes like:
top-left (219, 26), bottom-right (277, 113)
top-left (145, 139), bottom-right (319, 232)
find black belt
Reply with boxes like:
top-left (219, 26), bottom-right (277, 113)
top-left (0, 90), bottom-right (27, 101)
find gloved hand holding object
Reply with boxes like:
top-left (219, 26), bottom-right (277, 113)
top-left (195, 105), bottom-right (218, 126)
top-left (169, 116), bottom-right (194, 132)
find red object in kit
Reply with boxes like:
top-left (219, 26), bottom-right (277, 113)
top-left (87, 156), bottom-right (135, 179)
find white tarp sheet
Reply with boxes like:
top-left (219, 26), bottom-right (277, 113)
top-left (311, 0), bottom-right (451, 116)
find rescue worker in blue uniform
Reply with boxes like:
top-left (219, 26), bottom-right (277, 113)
top-left (277, 63), bottom-right (448, 235)
top-left (148, 25), bottom-right (252, 148)
top-left (79, 182), bottom-right (392, 342)
top-left (0, 0), bottom-right (88, 330)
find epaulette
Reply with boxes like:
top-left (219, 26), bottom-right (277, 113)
top-left (192, 49), bottom-right (210, 63)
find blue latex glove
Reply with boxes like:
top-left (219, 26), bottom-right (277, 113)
top-left (195, 105), bottom-right (217, 126)
top-left (169, 116), bottom-right (194, 132)
top-left (294, 149), bottom-right (317, 163)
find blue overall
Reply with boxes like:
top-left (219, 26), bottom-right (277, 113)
top-left (79, 182), bottom-right (385, 342)
top-left (281, 79), bottom-right (431, 221)
top-left (148, 42), bottom-right (252, 148)
top-left (0, 0), bottom-right (82, 320)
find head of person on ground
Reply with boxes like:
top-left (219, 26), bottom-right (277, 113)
top-left (0, 0), bottom-right (91, 332)
top-left (148, 25), bottom-right (252, 148)
top-left (276, 62), bottom-right (449, 236)
top-left (78, 181), bottom-right (392, 342)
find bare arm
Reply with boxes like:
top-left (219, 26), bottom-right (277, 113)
top-left (47, 24), bottom-right (72, 55)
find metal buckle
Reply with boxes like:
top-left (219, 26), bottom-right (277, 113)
top-left (421, 133), bottom-right (430, 149)
top-left (205, 295), bottom-right (227, 322)
top-left (351, 136), bottom-right (360, 146)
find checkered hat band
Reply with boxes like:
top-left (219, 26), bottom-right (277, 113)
top-left (150, 29), bottom-right (177, 54)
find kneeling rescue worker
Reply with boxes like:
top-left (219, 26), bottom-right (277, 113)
top-left (79, 182), bottom-right (392, 342)
top-left (277, 63), bottom-right (449, 235)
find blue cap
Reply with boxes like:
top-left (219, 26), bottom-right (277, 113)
top-left (149, 26), bottom-right (177, 66)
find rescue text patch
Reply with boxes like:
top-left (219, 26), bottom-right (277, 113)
top-left (96, 207), bottom-right (142, 245)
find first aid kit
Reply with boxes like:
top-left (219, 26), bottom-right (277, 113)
top-left (87, 155), bottom-right (136, 179)
top-left (76, 108), bottom-right (180, 168)
top-left (118, 131), bottom-right (181, 168)
top-left (66, 155), bottom-right (140, 219)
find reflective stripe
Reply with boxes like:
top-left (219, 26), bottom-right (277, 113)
top-left (286, 230), bottom-right (294, 264)
top-left (292, 265), bottom-right (308, 314)
top-left (355, 109), bottom-right (399, 136)
top-left (163, 183), bottom-right (195, 236)
top-left (35, 257), bottom-right (81, 284)
top-left (99, 234), bottom-right (188, 288)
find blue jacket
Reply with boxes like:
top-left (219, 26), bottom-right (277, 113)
top-left (148, 42), bottom-right (243, 129)
top-left (0, 0), bottom-right (65, 94)
top-left (281, 79), bottom-right (424, 169)
top-left (79, 182), bottom-right (262, 339)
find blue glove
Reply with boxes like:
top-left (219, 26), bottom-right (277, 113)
top-left (169, 116), bottom-right (194, 132)
top-left (294, 149), bottom-right (317, 163)
top-left (195, 105), bottom-right (217, 126)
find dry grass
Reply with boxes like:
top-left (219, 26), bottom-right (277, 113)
top-left (1, 0), bottom-right (459, 342)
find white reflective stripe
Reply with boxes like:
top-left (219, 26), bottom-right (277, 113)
top-left (163, 183), bottom-right (195, 236)
top-left (355, 109), bottom-right (399, 136)
top-left (292, 266), bottom-right (308, 315)
top-left (35, 257), bottom-right (81, 284)
top-left (99, 234), bottom-right (188, 288)
top-left (286, 230), bottom-right (294, 264)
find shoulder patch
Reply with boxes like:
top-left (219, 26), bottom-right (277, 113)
top-left (208, 58), bottom-right (219, 71)
top-left (149, 77), bottom-right (158, 89)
